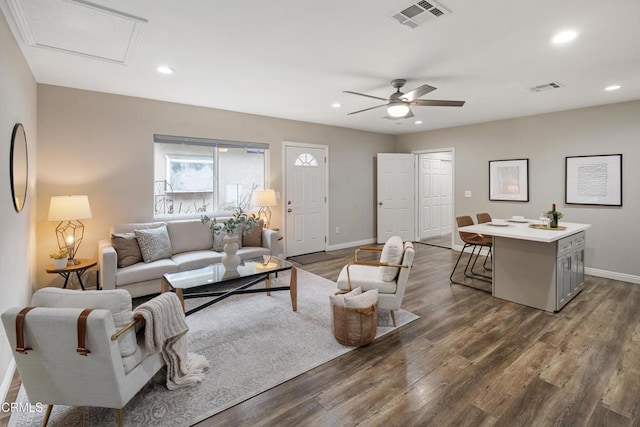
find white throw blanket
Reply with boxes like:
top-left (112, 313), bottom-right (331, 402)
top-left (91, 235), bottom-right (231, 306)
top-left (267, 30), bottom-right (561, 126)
top-left (134, 292), bottom-right (209, 390)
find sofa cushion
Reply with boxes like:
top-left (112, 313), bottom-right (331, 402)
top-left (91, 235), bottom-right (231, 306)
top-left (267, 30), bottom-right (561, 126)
top-left (116, 258), bottom-right (178, 287)
top-left (111, 232), bottom-right (142, 268)
top-left (380, 236), bottom-right (404, 282)
top-left (172, 250), bottom-right (223, 271)
top-left (237, 246), bottom-right (270, 259)
top-left (167, 220), bottom-right (214, 254)
top-left (30, 288), bottom-right (142, 370)
top-left (135, 225), bottom-right (173, 263)
top-left (242, 219), bottom-right (264, 247)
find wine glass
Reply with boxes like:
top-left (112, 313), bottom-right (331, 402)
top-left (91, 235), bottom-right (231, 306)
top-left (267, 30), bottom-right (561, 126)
top-left (539, 213), bottom-right (551, 228)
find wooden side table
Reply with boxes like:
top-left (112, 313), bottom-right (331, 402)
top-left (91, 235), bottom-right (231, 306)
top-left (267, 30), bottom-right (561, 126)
top-left (46, 258), bottom-right (97, 290)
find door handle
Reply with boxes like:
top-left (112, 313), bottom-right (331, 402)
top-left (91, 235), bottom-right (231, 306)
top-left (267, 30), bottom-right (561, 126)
top-left (378, 202), bottom-right (383, 206)
top-left (287, 208), bottom-right (293, 213)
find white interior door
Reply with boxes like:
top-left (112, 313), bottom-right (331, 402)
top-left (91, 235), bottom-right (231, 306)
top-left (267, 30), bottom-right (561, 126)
top-left (285, 144), bottom-right (327, 257)
top-left (417, 151), bottom-right (453, 241)
top-left (439, 159), bottom-right (453, 234)
top-left (419, 155), bottom-right (442, 239)
top-left (377, 153), bottom-right (415, 243)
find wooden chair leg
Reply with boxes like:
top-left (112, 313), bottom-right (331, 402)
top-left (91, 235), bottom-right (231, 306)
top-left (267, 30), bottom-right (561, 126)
top-left (116, 408), bottom-right (123, 427)
top-left (41, 405), bottom-right (53, 427)
top-left (390, 310), bottom-right (397, 327)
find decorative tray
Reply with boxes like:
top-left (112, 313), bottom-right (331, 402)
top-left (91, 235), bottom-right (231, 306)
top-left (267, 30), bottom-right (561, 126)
top-left (529, 224), bottom-right (567, 231)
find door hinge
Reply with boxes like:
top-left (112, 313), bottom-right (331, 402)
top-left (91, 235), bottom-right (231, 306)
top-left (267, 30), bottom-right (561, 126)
top-left (324, 236), bottom-right (327, 243)
top-left (325, 196), bottom-right (327, 203)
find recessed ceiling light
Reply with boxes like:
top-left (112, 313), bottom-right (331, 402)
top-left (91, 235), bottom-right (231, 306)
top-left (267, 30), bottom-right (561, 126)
top-left (552, 30), bottom-right (578, 44)
top-left (605, 85), bottom-right (621, 91)
top-left (156, 66), bottom-right (174, 74)
top-left (331, 103), bottom-right (342, 108)
top-left (414, 120), bottom-right (423, 125)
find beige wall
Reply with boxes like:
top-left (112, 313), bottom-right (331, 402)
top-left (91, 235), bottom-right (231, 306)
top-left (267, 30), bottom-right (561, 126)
top-left (397, 100), bottom-right (640, 277)
top-left (0, 11), bottom-right (37, 395)
top-left (36, 85), bottom-right (395, 288)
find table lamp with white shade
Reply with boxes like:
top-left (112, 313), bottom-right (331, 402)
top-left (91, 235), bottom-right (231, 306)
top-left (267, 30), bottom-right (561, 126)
top-left (252, 189), bottom-right (277, 229)
top-left (48, 195), bottom-right (92, 265)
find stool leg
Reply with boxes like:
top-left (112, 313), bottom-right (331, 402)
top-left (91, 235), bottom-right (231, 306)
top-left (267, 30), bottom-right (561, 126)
top-left (41, 405), bottom-right (53, 427)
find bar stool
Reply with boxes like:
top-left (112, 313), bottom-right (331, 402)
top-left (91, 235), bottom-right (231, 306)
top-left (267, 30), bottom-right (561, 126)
top-left (475, 213), bottom-right (493, 270)
top-left (449, 216), bottom-right (492, 293)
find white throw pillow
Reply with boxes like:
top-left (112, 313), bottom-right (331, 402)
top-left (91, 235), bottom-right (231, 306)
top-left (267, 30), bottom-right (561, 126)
top-left (135, 224), bottom-right (173, 263)
top-left (344, 289), bottom-right (379, 309)
top-left (329, 287), bottom-right (362, 307)
top-left (379, 236), bottom-right (404, 282)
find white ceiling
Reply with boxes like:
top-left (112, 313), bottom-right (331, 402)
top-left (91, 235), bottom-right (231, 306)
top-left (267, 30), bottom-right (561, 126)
top-left (2, 0), bottom-right (640, 135)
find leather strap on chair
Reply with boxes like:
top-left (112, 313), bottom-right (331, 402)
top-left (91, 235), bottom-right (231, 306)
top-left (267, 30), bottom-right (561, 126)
top-left (15, 307), bottom-right (36, 354)
top-left (76, 308), bottom-right (94, 356)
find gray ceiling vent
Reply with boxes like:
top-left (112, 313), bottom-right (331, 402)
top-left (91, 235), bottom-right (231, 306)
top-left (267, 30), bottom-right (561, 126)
top-left (530, 82), bottom-right (564, 92)
top-left (391, 0), bottom-right (451, 29)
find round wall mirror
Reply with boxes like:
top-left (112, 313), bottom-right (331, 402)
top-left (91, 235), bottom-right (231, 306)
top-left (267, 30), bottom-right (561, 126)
top-left (10, 123), bottom-right (28, 212)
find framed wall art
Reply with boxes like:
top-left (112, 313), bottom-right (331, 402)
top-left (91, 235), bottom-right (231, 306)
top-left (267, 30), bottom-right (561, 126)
top-left (565, 154), bottom-right (622, 206)
top-left (489, 158), bottom-right (529, 202)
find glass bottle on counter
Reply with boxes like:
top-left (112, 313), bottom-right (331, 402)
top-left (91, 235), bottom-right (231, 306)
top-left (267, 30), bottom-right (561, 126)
top-left (550, 203), bottom-right (559, 228)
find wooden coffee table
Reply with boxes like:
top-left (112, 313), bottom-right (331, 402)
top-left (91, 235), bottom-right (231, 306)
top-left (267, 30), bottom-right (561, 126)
top-left (161, 257), bottom-right (297, 316)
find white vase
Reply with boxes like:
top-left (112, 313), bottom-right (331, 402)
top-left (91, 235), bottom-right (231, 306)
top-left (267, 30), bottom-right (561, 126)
top-left (222, 233), bottom-right (241, 271)
top-left (53, 258), bottom-right (68, 270)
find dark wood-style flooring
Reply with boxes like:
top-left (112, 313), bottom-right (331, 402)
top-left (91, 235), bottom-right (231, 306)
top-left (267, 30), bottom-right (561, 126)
top-left (197, 244), bottom-right (640, 426)
top-left (3, 244), bottom-right (639, 426)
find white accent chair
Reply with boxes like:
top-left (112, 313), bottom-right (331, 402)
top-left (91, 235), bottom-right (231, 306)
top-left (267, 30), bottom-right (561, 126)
top-left (336, 237), bottom-right (415, 326)
top-left (1, 288), bottom-right (165, 427)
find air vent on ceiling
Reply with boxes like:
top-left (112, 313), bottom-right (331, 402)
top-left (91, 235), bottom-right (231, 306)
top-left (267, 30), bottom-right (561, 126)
top-left (391, 0), bottom-right (451, 30)
top-left (530, 82), bottom-right (564, 92)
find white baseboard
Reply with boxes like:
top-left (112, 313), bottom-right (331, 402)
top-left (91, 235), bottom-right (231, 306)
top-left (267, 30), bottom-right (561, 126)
top-left (327, 238), bottom-right (376, 252)
top-left (0, 358), bottom-right (16, 404)
top-left (452, 245), bottom-right (640, 285)
top-left (586, 268), bottom-right (640, 284)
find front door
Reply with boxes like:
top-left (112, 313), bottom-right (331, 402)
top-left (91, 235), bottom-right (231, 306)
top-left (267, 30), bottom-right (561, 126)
top-left (377, 153), bottom-right (415, 243)
top-left (284, 143), bottom-right (327, 257)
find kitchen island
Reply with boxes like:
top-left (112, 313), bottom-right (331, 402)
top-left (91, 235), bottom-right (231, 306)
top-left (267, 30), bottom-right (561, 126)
top-left (458, 221), bottom-right (591, 312)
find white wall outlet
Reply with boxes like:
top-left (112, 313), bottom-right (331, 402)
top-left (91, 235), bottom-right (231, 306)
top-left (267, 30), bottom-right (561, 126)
top-left (335, 227), bottom-right (340, 234)
top-left (464, 191), bottom-right (472, 198)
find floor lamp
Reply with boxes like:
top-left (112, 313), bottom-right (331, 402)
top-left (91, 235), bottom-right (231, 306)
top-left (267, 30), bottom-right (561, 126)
top-left (48, 195), bottom-right (92, 265)
top-left (252, 189), bottom-right (277, 229)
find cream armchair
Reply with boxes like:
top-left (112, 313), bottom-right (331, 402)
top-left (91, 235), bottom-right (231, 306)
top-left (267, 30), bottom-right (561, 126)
top-left (336, 236), bottom-right (415, 326)
top-left (1, 288), bottom-right (164, 427)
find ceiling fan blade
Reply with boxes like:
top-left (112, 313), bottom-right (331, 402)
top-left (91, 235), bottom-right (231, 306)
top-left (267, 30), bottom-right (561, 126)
top-left (400, 84), bottom-right (437, 102)
top-left (347, 104), bottom-right (387, 115)
top-left (343, 91), bottom-right (389, 102)
top-left (412, 99), bottom-right (466, 107)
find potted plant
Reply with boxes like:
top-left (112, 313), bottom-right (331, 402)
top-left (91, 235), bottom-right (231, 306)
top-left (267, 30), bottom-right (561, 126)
top-left (50, 248), bottom-right (69, 270)
top-left (545, 203), bottom-right (564, 228)
top-left (201, 208), bottom-right (259, 270)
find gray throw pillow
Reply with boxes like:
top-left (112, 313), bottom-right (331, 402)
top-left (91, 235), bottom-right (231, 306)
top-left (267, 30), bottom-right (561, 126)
top-left (135, 225), bottom-right (172, 263)
top-left (111, 232), bottom-right (143, 268)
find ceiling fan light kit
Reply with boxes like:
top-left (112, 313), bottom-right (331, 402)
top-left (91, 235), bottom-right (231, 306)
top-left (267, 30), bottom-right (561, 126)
top-left (387, 102), bottom-right (411, 117)
top-left (344, 78), bottom-right (465, 119)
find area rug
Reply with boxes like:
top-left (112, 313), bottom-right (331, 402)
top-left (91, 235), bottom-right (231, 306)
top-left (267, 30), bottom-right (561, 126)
top-left (287, 251), bottom-right (339, 264)
top-left (9, 269), bottom-right (418, 427)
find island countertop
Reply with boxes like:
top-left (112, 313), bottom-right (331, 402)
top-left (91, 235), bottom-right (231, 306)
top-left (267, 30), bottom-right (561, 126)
top-left (458, 221), bottom-right (591, 243)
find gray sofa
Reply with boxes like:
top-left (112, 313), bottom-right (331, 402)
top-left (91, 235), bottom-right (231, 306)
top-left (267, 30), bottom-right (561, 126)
top-left (98, 219), bottom-right (278, 297)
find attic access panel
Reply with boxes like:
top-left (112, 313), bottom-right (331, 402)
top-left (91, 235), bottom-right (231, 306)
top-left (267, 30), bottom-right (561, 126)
top-left (5, 0), bottom-right (147, 64)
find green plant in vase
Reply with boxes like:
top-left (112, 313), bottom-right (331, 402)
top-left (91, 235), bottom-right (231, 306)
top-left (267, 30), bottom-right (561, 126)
top-left (201, 208), bottom-right (259, 270)
top-left (50, 248), bottom-right (69, 269)
top-left (546, 203), bottom-right (564, 228)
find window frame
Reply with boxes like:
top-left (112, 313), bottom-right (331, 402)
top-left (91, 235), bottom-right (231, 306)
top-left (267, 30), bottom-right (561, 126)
top-left (153, 134), bottom-right (269, 220)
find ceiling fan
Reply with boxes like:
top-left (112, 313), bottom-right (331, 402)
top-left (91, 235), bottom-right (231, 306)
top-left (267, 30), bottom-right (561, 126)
top-left (343, 79), bottom-right (465, 118)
